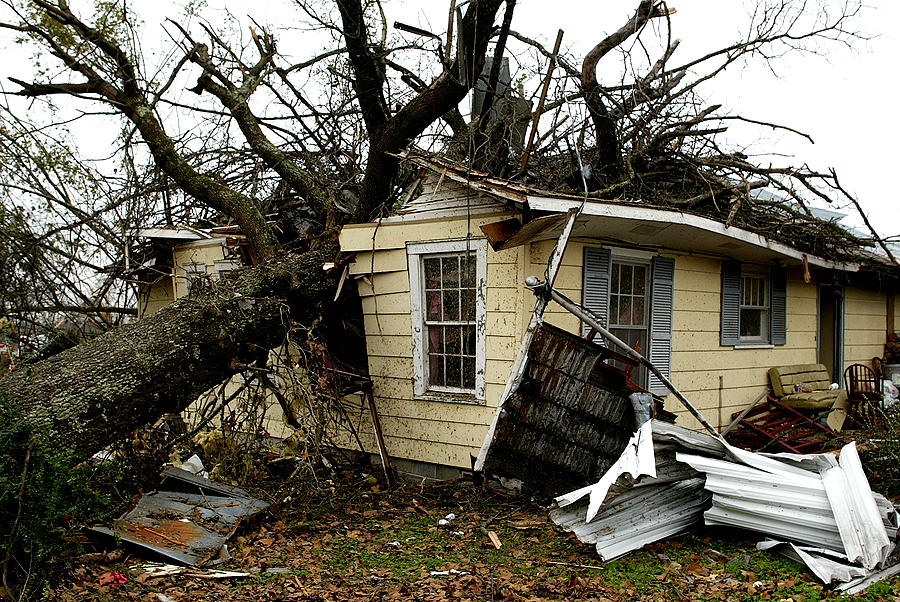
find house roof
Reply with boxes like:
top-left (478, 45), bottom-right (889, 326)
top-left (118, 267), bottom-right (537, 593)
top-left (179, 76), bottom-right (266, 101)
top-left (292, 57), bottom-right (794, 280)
top-left (395, 151), bottom-right (892, 274)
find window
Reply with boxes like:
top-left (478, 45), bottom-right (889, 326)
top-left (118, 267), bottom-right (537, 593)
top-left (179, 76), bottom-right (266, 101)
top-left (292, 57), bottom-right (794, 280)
top-left (408, 239), bottom-right (487, 401)
top-left (721, 261), bottom-right (786, 346)
top-left (182, 263), bottom-right (208, 296)
top-left (583, 247), bottom-right (674, 395)
top-left (739, 270), bottom-right (769, 342)
top-left (214, 260), bottom-right (242, 280)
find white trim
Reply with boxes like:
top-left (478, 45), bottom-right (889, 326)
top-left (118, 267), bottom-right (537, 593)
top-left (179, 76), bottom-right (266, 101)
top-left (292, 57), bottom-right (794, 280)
top-left (528, 196), bottom-right (859, 271)
top-left (407, 238), bottom-right (488, 402)
top-left (608, 246), bottom-right (656, 262)
top-left (733, 343), bottom-right (775, 350)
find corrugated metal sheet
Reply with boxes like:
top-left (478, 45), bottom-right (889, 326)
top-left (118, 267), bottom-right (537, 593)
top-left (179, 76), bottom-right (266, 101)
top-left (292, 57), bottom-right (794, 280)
top-left (480, 323), bottom-right (637, 500)
top-left (550, 420), bottom-right (723, 561)
top-left (90, 468), bottom-right (269, 566)
top-left (677, 440), bottom-right (894, 582)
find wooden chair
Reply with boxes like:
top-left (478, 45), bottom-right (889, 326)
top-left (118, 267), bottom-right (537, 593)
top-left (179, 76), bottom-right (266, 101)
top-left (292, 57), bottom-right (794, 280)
top-left (843, 363), bottom-right (883, 425)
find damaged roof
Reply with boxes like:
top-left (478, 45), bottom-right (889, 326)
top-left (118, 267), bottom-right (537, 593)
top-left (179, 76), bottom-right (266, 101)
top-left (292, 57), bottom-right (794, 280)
top-left (397, 151), bottom-right (895, 273)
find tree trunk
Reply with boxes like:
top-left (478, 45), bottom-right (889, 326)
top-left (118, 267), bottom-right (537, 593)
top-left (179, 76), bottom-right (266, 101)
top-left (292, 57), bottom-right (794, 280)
top-left (0, 246), bottom-right (338, 461)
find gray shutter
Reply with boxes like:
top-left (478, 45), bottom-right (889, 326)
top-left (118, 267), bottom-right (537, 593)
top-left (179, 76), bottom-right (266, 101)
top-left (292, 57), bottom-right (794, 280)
top-left (770, 265), bottom-right (787, 346)
top-left (648, 256), bottom-right (675, 396)
top-left (582, 247), bottom-right (611, 343)
top-left (721, 261), bottom-right (742, 346)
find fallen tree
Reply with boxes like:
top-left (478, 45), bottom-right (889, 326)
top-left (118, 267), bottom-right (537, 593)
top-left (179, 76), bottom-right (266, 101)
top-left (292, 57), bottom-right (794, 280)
top-left (0, 0), bottom-right (879, 459)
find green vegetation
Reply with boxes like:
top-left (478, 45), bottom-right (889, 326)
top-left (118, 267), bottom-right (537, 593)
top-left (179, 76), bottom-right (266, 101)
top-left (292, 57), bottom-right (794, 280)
top-left (0, 398), bottom-right (113, 600)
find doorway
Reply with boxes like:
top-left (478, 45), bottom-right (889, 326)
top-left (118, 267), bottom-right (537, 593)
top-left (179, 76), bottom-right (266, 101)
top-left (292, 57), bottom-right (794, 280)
top-left (818, 284), bottom-right (844, 383)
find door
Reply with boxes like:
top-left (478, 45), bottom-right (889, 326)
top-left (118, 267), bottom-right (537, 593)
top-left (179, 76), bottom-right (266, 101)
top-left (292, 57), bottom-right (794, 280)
top-left (818, 284), bottom-right (844, 383)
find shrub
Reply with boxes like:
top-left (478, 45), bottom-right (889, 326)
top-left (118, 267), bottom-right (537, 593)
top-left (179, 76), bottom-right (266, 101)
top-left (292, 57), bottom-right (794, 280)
top-left (0, 399), bottom-right (110, 600)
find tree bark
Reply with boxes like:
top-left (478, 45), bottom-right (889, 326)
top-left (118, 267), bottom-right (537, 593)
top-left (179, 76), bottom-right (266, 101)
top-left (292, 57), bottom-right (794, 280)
top-left (581, 0), bottom-right (658, 180)
top-left (0, 246), bottom-right (338, 461)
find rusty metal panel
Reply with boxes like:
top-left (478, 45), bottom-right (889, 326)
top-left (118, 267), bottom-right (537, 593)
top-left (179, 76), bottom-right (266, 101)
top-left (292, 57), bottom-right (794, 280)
top-left (89, 468), bottom-right (269, 566)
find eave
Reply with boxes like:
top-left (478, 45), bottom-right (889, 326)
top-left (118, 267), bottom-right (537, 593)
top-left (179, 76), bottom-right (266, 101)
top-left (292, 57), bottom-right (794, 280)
top-left (523, 196), bottom-right (860, 271)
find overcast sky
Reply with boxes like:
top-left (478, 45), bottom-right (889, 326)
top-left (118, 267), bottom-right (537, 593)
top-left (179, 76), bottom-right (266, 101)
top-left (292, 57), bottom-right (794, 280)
top-left (3, 0), bottom-right (895, 238)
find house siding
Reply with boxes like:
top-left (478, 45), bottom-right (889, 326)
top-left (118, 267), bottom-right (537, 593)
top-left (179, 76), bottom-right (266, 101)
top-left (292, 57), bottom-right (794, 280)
top-left (340, 184), bottom-right (896, 470)
top-left (340, 211), bottom-right (525, 469)
top-left (843, 286), bottom-right (887, 368)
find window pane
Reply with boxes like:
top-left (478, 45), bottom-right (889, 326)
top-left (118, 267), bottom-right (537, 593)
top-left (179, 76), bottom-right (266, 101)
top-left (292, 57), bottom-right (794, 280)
top-left (445, 355), bottom-right (462, 387)
top-left (461, 288), bottom-right (475, 321)
top-left (428, 325), bottom-right (443, 353)
top-left (634, 266), bottom-right (647, 296)
top-left (425, 257), bottom-right (441, 285)
top-left (740, 308), bottom-right (764, 337)
top-left (431, 353), bottom-right (445, 385)
top-left (463, 325), bottom-right (476, 355)
top-left (445, 326), bottom-right (461, 355)
top-left (461, 255), bottom-right (475, 288)
top-left (463, 356), bottom-right (475, 389)
top-left (621, 265), bottom-right (633, 295)
top-left (610, 296), bottom-right (621, 326)
top-left (633, 297), bottom-right (645, 325)
top-left (442, 256), bottom-right (460, 287)
top-left (442, 290), bottom-right (459, 320)
top-left (426, 290), bottom-right (441, 320)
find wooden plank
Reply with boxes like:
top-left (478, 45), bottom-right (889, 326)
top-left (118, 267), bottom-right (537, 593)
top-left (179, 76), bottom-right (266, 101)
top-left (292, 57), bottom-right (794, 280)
top-left (363, 313), bottom-right (412, 337)
top-left (365, 389), bottom-right (396, 487)
top-left (348, 249), bottom-right (408, 275)
top-left (361, 292), bottom-right (410, 313)
top-left (485, 311), bottom-right (520, 337)
top-left (357, 270), bottom-right (410, 296)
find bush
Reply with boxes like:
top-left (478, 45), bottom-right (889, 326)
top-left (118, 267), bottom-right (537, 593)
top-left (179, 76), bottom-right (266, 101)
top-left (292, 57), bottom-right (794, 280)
top-left (0, 399), bottom-right (110, 600)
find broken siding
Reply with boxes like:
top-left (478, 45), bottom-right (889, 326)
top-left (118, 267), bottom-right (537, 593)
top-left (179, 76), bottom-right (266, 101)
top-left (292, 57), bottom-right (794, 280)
top-left (172, 240), bottom-right (230, 298)
top-left (398, 171), bottom-right (508, 217)
top-left (339, 214), bottom-right (526, 469)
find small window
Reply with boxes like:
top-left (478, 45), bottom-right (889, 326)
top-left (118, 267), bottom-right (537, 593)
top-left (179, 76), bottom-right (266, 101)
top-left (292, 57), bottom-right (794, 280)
top-left (408, 240), bottom-right (487, 402)
top-left (739, 271), bottom-right (769, 342)
top-left (721, 261), bottom-right (786, 346)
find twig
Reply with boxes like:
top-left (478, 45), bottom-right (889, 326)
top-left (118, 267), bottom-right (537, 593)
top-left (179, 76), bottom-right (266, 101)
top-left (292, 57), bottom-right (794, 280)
top-left (2, 438), bottom-right (36, 602)
top-left (547, 561), bottom-right (606, 570)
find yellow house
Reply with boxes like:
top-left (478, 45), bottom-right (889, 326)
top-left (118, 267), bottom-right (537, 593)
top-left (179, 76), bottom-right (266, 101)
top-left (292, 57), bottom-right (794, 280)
top-left (130, 226), bottom-right (296, 441)
top-left (339, 152), bottom-right (900, 480)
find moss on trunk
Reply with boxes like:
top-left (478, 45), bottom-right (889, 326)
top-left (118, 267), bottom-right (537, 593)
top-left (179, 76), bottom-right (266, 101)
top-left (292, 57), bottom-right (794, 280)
top-left (0, 246), bottom-right (338, 461)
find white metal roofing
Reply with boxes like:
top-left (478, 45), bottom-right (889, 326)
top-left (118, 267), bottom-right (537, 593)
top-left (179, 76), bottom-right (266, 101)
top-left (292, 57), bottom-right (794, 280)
top-left (550, 420), bottom-right (894, 585)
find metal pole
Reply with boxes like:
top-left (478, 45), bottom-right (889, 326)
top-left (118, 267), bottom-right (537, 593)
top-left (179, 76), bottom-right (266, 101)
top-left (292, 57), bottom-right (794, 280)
top-left (547, 286), bottom-right (724, 441)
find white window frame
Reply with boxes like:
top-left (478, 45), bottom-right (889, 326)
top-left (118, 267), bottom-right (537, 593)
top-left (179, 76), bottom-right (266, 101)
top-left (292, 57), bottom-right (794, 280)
top-left (608, 252), bottom-right (652, 387)
top-left (408, 239), bottom-right (487, 403)
top-left (739, 267), bottom-right (770, 345)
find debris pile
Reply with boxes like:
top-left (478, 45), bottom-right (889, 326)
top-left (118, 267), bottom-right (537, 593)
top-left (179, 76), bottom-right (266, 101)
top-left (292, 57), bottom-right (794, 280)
top-left (549, 419), bottom-right (899, 589)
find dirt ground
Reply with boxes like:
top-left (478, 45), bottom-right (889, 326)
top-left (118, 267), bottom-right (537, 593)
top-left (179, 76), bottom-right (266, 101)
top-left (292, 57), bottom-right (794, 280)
top-left (43, 466), bottom-right (900, 602)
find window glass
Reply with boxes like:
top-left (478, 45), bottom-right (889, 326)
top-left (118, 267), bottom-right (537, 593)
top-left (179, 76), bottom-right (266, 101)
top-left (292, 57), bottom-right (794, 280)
top-left (423, 252), bottom-right (477, 391)
top-left (740, 274), bottom-right (769, 341)
top-left (610, 260), bottom-right (650, 387)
